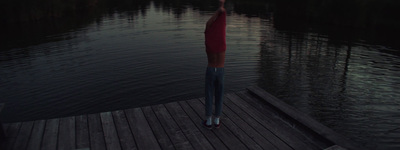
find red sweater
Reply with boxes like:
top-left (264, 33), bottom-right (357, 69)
top-left (205, 11), bottom-right (226, 53)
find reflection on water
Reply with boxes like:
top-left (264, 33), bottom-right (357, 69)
top-left (258, 22), bottom-right (400, 149)
top-left (1, 0), bottom-right (399, 149)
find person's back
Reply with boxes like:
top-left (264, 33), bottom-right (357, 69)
top-left (203, 0), bottom-right (226, 129)
top-left (204, 2), bottom-right (226, 68)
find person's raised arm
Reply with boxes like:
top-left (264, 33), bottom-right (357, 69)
top-left (206, 0), bottom-right (226, 29)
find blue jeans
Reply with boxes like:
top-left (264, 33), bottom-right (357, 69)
top-left (205, 67), bottom-right (224, 117)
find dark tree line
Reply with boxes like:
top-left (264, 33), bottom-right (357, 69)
top-left (1, 0), bottom-right (399, 30)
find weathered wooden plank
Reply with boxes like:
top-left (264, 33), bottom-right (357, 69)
top-left (112, 110), bottom-right (137, 150)
top-left (0, 123), bottom-right (5, 141)
top-left (1, 124), bottom-right (8, 149)
top-left (76, 115), bottom-right (90, 149)
top-left (324, 145), bottom-right (347, 150)
top-left (164, 102), bottom-right (214, 150)
top-left (5, 122), bottom-right (21, 150)
top-left (100, 112), bottom-right (121, 150)
top-left (200, 96), bottom-right (280, 150)
top-left (58, 116), bottom-right (76, 150)
top-left (125, 107), bottom-right (161, 150)
top-left (141, 106), bottom-right (175, 150)
top-left (225, 92), bottom-right (316, 150)
top-left (178, 100), bottom-right (228, 150)
top-left (88, 113), bottom-right (106, 150)
top-left (151, 104), bottom-right (193, 150)
top-left (197, 98), bottom-right (264, 150)
top-left (220, 94), bottom-right (293, 150)
top-left (2, 123), bottom-right (10, 136)
top-left (11, 121), bottom-right (34, 150)
top-left (236, 91), bottom-right (331, 149)
top-left (187, 99), bottom-right (249, 150)
top-left (0, 103), bottom-right (5, 142)
top-left (1, 123), bottom-right (9, 148)
top-left (26, 120), bottom-right (46, 150)
top-left (248, 86), bottom-right (363, 150)
top-left (41, 118), bottom-right (60, 150)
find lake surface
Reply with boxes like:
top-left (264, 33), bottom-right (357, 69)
top-left (1, 0), bottom-right (399, 149)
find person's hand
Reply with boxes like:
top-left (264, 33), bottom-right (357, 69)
top-left (218, 7), bottom-right (226, 13)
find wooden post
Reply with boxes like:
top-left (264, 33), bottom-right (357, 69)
top-left (0, 103), bottom-right (5, 141)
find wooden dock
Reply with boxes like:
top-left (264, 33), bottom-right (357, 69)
top-left (1, 86), bottom-right (363, 150)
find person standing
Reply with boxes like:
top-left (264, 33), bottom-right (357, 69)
top-left (203, 0), bottom-right (226, 129)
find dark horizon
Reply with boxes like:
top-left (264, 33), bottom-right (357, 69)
top-left (1, 0), bottom-right (400, 52)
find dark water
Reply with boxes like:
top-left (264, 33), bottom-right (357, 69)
top-left (1, 0), bottom-right (400, 149)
